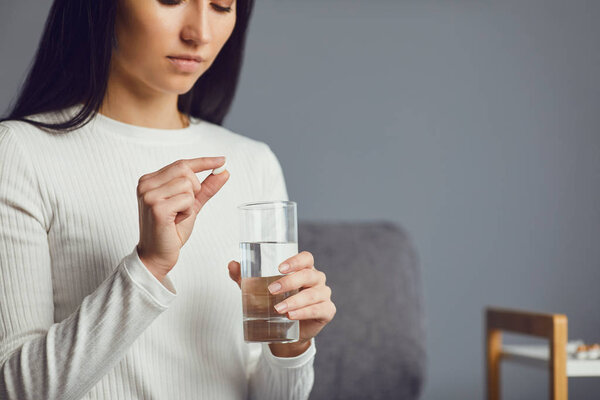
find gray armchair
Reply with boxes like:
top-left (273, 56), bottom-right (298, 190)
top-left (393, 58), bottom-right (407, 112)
top-left (299, 221), bottom-right (425, 400)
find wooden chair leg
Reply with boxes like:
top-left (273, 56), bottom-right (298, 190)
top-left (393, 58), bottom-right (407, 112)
top-left (550, 315), bottom-right (567, 400)
top-left (486, 326), bottom-right (502, 400)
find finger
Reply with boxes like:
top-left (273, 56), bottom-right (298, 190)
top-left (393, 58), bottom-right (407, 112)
top-left (139, 157), bottom-right (225, 193)
top-left (195, 169), bottom-right (230, 207)
top-left (142, 177), bottom-right (198, 214)
top-left (267, 268), bottom-right (326, 295)
top-left (287, 301), bottom-right (337, 322)
top-left (228, 260), bottom-right (242, 289)
top-left (183, 156), bottom-right (226, 174)
top-left (145, 176), bottom-right (194, 202)
top-left (139, 161), bottom-right (203, 197)
top-left (157, 192), bottom-right (195, 224)
top-left (278, 251), bottom-right (315, 274)
top-left (273, 285), bottom-right (332, 314)
top-left (151, 157), bottom-right (225, 177)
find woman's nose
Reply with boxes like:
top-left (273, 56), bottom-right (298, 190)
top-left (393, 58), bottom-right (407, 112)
top-left (181, 3), bottom-right (212, 45)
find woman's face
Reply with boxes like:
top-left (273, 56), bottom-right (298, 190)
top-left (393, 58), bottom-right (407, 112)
top-left (111, 0), bottom-right (236, 96)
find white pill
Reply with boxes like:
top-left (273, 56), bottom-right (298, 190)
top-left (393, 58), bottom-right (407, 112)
top-left (212, 160), bottom-right (227, 175)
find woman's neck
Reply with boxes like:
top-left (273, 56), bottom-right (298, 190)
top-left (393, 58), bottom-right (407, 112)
top-left (98, 101), bottom-right (189, 130)
top-left (100, 71), bottom-right (189, 130)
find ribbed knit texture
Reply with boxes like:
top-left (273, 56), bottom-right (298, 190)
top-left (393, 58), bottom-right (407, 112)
top-left (0, 105), bottom-right (316, 400)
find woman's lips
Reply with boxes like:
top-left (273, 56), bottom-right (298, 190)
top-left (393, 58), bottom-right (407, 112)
top-left (167, 56), bottom-right (202, 73)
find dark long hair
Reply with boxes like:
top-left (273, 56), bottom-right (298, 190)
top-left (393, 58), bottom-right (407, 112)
top-left (0, 0), bottom-right (255, 132)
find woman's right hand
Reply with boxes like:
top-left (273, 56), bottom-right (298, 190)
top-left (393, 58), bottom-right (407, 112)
top-left (136, 156), bottom-right (229, 281)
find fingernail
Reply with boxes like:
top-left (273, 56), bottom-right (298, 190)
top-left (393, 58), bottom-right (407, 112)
top-left (279, 263), bottom-right (290, 273)
top-left (274, 302), bottom-right (287, 313)
top-left (268, 282), bottom-right (281, 294)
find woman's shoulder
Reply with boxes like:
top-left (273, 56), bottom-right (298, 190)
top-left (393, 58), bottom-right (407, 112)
top-left (0, 120), bottom-right (44, 142)
top-left (0, 119), bottom-right (38, 146)
top-left (0, 106), bottom-right (76, 137)
top-left (0, 107), bottom-right (84, 161)
top-left (0, 119), bottom-right (40, 135)
top-left (0, 117), bottom-right (57, 152)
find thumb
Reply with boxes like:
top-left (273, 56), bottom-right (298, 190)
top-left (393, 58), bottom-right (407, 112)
top-left (228, 260), bottom-right (242, 289)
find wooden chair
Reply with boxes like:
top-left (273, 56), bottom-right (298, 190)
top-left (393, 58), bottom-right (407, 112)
top-left (485, 307), bottom-right (568, 400)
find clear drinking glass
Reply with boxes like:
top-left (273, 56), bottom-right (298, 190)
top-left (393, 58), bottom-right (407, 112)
top-left (238, 200), bottom-right (300, 343)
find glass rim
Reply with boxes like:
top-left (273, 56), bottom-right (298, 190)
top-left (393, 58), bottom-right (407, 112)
top-left (237, 200), bottom-right (296, 210)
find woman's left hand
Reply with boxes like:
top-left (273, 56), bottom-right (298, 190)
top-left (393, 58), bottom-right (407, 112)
top-left (228, 251), bottom-right (336, 356)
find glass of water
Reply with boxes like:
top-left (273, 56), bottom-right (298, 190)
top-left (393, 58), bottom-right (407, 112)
top-left (238, 200), bottom-right (300, 343)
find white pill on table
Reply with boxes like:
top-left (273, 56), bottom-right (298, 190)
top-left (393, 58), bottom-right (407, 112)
top-left (212, 160), bottom-right (227, 175)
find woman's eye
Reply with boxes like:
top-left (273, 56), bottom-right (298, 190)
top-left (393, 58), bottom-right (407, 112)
top-left (159, 0), bottom-right (232, 13)
top-left (211, 3), bottom-right (233, 13)
top-left (160, 0), bottom-right (184, 5)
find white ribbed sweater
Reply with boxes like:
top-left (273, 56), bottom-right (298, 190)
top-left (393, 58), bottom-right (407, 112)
top-left (0, 106), bottom-right (316, 400)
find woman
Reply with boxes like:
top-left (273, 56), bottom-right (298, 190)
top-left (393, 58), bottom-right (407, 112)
top-left (0, 0), bottom-right (336, 399)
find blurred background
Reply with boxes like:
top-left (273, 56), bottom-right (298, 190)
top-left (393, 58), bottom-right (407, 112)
top-left (2, 0), bottom-right (600, 398)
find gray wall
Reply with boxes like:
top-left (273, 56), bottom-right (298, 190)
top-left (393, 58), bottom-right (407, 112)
top-left (2, 1), bottom-right (600, 398)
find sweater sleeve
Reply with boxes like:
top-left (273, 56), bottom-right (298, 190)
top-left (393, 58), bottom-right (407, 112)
top-left (246, 143), bottom-right (316, 400)
top-left (0, 125), bottom-right (177, 400)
